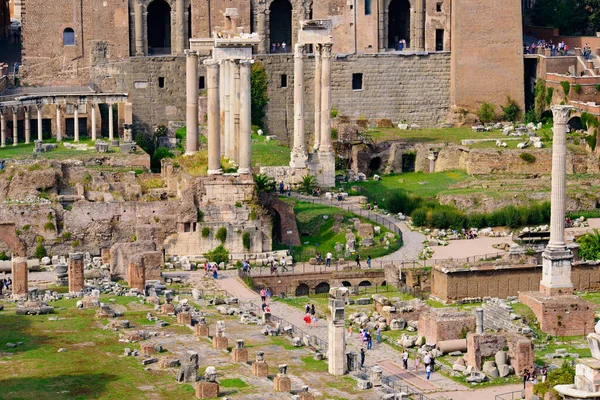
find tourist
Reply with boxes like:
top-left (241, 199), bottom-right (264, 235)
top-left (287, 184), bottom-right (291, 197)
top-left (523, 369), bottom-right (529, 389)
top-left (261, 301), bottom-right (267, 312)
top-left (530, 371), bottom-right (538, 384)
top-left (305, 303), bottom-right (311, 314)
top-left (242, 261), bottom-right (248, 273)
top-left (271, 43), bottom-right (276, 53)
top-left (402, 349), bottom-right (409, 369)
top-left (204, 261), bottom-right (209, 276)
top-left (212, 264), bottom-right (218, 279)
top-left (266, 287), bottom-right (271, 302)
top-left (376, 325), bottom-right (381, 343)
top-left (0, 279), bottom-right (3, 295)
top-left (426, 364), bottom-right (432, 380)
top-left (414, 355), bottom-right (421, 373)
top-left (282, 42), bottom-right (287, 53)
top-left (312, 314), bottom-right (319, 327)
top-left (279, 181), bottom-right (284, 195)
top-left (531, 42), bottom-right (536, 54)
top-left (431, 356), bottom-right (435, 371)
top-left (424, 352), bottom-right (431, 370)
top-left (265, 305), bottom-right (270, 313)
top-left (310, 303), bottom-right (316, 317)
top-left (355, 255), bottom-right (361, 268)
top-left (280, 256), bottom-right (287, 271)
top-left (303, 313), bottom-right (312, 327)
top-left (541, 365), bottom-right (547, 383)
top-left (261, 288), bottom-right (267, 303)
top-left (360, 347), bottom-right (366, 368)
top-left (347, 323), bottom-right (353, 339)
top-left (13, 62), bottom-right (19, 74)
top-left (316, 252), bottom-right (323, 264)
top-left (367, 255), bottom-right (371, 269)
top-left (326, 251), bottom-right (332, 267)
top-left (366, 330), bottom-right (373, 350)
top-left (359, 328), bottom-right (364, 343)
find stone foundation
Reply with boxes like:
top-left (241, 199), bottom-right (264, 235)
top-left (273, 375), bottom-right (292, 392)
top-left (519, 291), bottom-right (595, 336)
top-left (161, 303), bottom-right (175, 314)
top-left (252, 361), bottom-right (269, 378)
top-left (466, 332), bottom-right (534, 376)
top-left (212, 336), bottom-right (228, 350)
top-left (140, 344), bottom-right (155, 356)
top-left (231, 348), bottom-right (248, 363)
top-left (11, 256), bottom-right (28, 298)
top-left (194, 323), bottom-right (209, 337)
top-left (195, 381), bottom-right (219, 399)
top-left (418, 309), bottom-right (476, 343)
top-left (67, 252), bottom-right (84, 293)
top-left (177, 312), bottom-right (192, 325)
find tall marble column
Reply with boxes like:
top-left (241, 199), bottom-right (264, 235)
top-left (313, 45), bottom-right (322, 151)
top-left (205, 59), bottom-right (222, 175)
top-left (24, 106), bottom-right (30, 144)
top-left (540, 105), bottom-right (575, 296)
top-left (290, 43), bottom-right (308, 168)
top-left (135, 2), bottom-right (144, 56)
top-left (238, 60), bottom-right (252, 174)
top-left (0, 110), bottom-right (5, 147)
top-left (36, 104), bottom-right (43, 141)
top-left (185, 49), bottom-right (199, 154)
top-left (73, 105), bottom-right (79, 142)
top-left (90, 104), bottom-right (97, 141)
top-left (12, 107), bottom-right (18, 146)
top-left (223, 60), bottom-right (232, 159)
top-left (257, 10), bottom-right (267, 54)
top-left (108, 104), bottom-right (114, 141)
top-left (233, 62), bottom-right (241, 162)
top-left (319, 44), bottom-right (333, 153)
top-left (414, 0), bottom-right (425, 51)
top-left (56, 105), bottom-right (62, 142)
top-left (219, 59), bottom-right (226, 155)
top-left (175, 0), bottom-right (185, 54)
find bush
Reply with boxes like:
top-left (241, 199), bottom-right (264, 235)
top-left (216, 227), bottom-right (227, 243)
top-left (585, 133), bottom-right (597, 151)
top-left (235, 202), bottom-right (242, 208)
top-left (410, 208), bottom-right (428, 227)
top-left (35, 236), bottom-right (44, 244)
top-left (299, 175), bottom-right (317, 195)
top-left (22, 224), bottom-right (30, 231)
top-left (72, 240), bottom-right (80, 248)
top-left (560, 81), bottom-right (571, 96)
top-left (202, 227), bottom-right (211, 238)
top-left (0, 251), bottom-right (8, 261)
top-left (546, 87), bottom-right (554, 105)
top-left (254, 174), bottom-right (276, 193)
top-left (534, 361), bottom-right (575, 399)
top-left (251, 61), bottom-right (269, 128)
top-left (596, 84), bottom-right (600, 92)
top-left (33, 243), bottom-right (47, 259)
top-left (131, 234), bottom-right (137, 242)
top-left (501, 96), bottom-right (521, 122)
top-left (331, 128), bottom-right (338, 140)
top-left (242, 231), bottom-right (251, 250)
top-left (197, 209), bottom-right (204, 222)
top-left (573, 83), bottom-right (582, 94)
top-left (525, 108), bottom-right (538, 124)
top-left (203, 244), bottom-right (229, 265)
top-left (330, 107), bottom-right (339, 118)
top-left (43, 222), bottom-right (56, 231)
top-left (533, 79), bottom-right (547, 122)
top-left (520, 152), bottom-right (536, 164)
top-left (477, 102), bottom-right (496, 123)
top-left (151, 147), bottom-right (174, 170)
top-left (61, 232), bottom-right (72, 240)
top-left (581, 112), bottom-right (599, 131)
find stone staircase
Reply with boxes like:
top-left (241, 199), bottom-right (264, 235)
top-left (481, 299), bottom-right (523, 334)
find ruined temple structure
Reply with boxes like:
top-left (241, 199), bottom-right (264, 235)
top-left (5, 0), bottom-right (525, 146)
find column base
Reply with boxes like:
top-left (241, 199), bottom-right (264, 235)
top-left (185, 151), bottom-right (198, 156)
top-left (208, 169), bottom-right (223, 175)
top-left (290, 149), bottom-right (308, 169)
top-left (237, 168), bottom-right (252, 175)
top-left (1, 144), bottom-right (5, 148)
top-left (12, 143), bottom-right (17, 147)
top-left (316, 150), bottom-right (336, 188)
top-left (540, 247), bottom-right (573, 296)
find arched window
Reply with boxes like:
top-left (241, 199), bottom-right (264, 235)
top-left (147, 0), bottom-right (172, 55)
top-left (63, 28), bottom-right (75, 46)
top-left (388, 0), bottom-right (410, 49)
top-left (269, 0), bottom-right (292, 53)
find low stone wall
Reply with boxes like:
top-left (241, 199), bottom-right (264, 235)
top-left (418, 309), bottom-right (475, 344)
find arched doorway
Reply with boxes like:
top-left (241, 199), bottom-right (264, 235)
top-left (568, 116), bottom-right (583, 131)
top-left (388, 0), bottom-right (410, 50)
top-left (358, 280), bottom-right (372, 287)
top-left (269, 0), bottom-right (292, 53)
top-left (296, 283), bottom-right (309, 296)
top-left (341, 281), bottom-right (352, 287)
top-left (315, 282), bottom-right (331, 294)
top-left (148, 0), bottom-right (171, 55)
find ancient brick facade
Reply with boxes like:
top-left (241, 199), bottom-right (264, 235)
top-left (418, 309), bottom-right (475, 344)
top-left (466, 332), bottom-right (534, 376)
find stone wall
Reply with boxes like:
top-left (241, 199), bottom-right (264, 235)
top-left (466, 332), bottom-right (534, 376)
top-left (418, 309), bottom-right (475, 344)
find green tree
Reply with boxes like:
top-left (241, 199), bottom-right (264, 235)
top-left (254, 173), bottom-right (276, 193)
top-left (299, 175), bottom-right (317, 195)
top-left (203, 244), bottom-right (230, 265)
top-left (531, 0), bottom-right (587, 35)
top-left (251, 62), bottom-right (269, 128)
top-left (151, 147), bottom-right (174, 170)
top-left (534, 79), bottom-right (548, 122)
top-left (577, 228), bottom-right (600, 260)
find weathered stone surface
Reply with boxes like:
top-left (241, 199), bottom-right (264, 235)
top-left (110, 241), bottom-right (156, 280)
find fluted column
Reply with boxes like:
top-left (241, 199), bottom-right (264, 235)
top-left (205, 59), bottom-right (222, 175)
top-left (135, 3), bottom-right (144, 56)
top-left (319, 44), bottom-right (333, 153)
top-left (0, 110), bottom-right (5, 147)
top-left (415, 0), bottom-right (425, 51)
top-left (238, 60), bottom-right (252, 174)
top-left (91, 104), bottom-right (97, 141)
top-left (290, 43), bottom-right (308, 168)
top-left (257, 10), bottom-right (267, 54)
top-left (12, 107), bottom-right (18, 146)
top-left (175, 0), bottom-right (185, 54)
top-left (233, 62), bottom-right (241, 162)
top-left (219, 59), bottom-right (226, 155)
top-left (73, 105), bottom-right (79, 142)
top-left (56, 105), bottom-right (62, 142)
top-left (108, 103), bottom-right (114, 140)
top-left (223, 60), bottom-right (232, 159)
top-left (24, 106), bottom-right (30, 144)
top-left (313, 44), bottom-right (322, 151)
top-left (36, 104), bottom-right (43, 141)
top-left (185, 50), bottom-right (199, 154)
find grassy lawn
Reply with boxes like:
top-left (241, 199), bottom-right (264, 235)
top-left (251, 134), bottom-right (290, 167)
top-left (282, 199), bottom-right (402, 261)
top-left (0, 138), bottom-right (148, 160)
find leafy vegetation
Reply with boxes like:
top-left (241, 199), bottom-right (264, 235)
top-left (0, 251), bottom-right (8, 261)
top-left (242, 231), bottom-right (251, 250)
top-left (251, 62), bottom-right (269, 128)
top-left (577, 228), bottom-right (600, 260)
top-left (203, 244), bottom-right (229, 265)
top-left (520, 152), bottom-right (537, 163)
top-left (477, 102), bottom-right (496, 123)
top-left (151, 147), bottom-right (174, 170)
top-left (254, 174), bottom-right (276, 193)
top-left (534, 361), bottom-right (575, 399)
top-left (561, 81), bottom-right (571, 97)
top-left (33, 243), bottom-right (47, 259)
top-left (215, 227), bottom-right (227, 244)
top-left (299, 175), bottom-right (317, 195)
top-left (202, 227), bottom-right (210, 238)
top-left (501, 96), bottom-right (521, 122)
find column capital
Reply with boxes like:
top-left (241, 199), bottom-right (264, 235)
top-left (184, 49), bottom-right (198, 57)
top-left (551, 105), bottom-right (575, 125)
top-left (203, 58), bottom-right (219, 68)
top-left (321, 43), bottom-right (333, 56)
top-left (238, 59), bottom-right (254, 67)
top-left (36, 102), bottom-right (43, 111)
top-left (11, 106), bottom-right (18, 114)
top-left (294, 43), bottom-right (305, 58)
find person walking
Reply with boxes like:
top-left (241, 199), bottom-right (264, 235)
top-left (360, 347), bottom-right (366, 368)
top-left (523, 369), bottom-right (529, 389)
top-left (261, 288), bottom-right (267, 303)
top-left (367, 255), bottom-right (372, 269)
top-left (376, 325), bottom-right (381, 343)
top-left (282, 42), bottom-right (287, 53)
top-left (355, 255), bottom-right (361, 268)
top-left (310, 303), bottom-right (316, 317)
top-left (414, 355), bottom-right (421, 373)
top-left (303, 313), bottom-right (312, 327)
top-left (212, 264), bottom-right (218, 279)
top-left (266, 288), bottom-right (271, 303)
top-left (426, 364), bottom-right (432, 380)
top-left (305, 303), bottom-right (311, 314)
top-left (402, 349), bottom-right (409, 369)
top-left (424, 352), bottom-right (431, 370)
top-left (367, 330), bottom-right (373, 350)
top-left (326, 251), bottom-right (332, 267)
top-left (541, 366), bottom-right (547, 383)
top-left (347, 323), bottom-right (353, 339)
top-left (279, 181), bottom-right (284, 195)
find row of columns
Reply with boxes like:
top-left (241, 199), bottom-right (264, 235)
top-left (133, 0), bottom-right (187, 56)
top-left (0, 103), bottom-right (115, 147)
top-left (185, 50), bottom-right (253, 175)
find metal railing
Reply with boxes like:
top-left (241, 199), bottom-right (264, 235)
top-left (495, 390), bottom-right (525, 400)
top-left (381, 375), bottom-right (434, 400)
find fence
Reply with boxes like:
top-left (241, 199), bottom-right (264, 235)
top-left (495, 390), bottom-right (525, 400)
top-left (381, 376), bottom-right (434, 400)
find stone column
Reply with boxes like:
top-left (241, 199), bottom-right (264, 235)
top-left (290, 43), bottom-right (308, 168)
top-left (319, 44), bottom-right (333, 153)
top-left (223, 60), bottom-right (232, 159)
top-left (238, 60), bottom-right (252, 174)
top-left (12, 107), bottom-right (18, 146)
top-left (257, 10), bottom-right (267, 54)
top-left (11, 256), bottom-right (28, 298)
top-left (415, 0), bottom-right (425, 51)
top-left (205, 59), bottom-right (222, 175)
top-left (313, 45), bottom-right (322, 151)
top-left (219, 60), bottom-right (225, 155)
top-left (185, 49), bottom-right (199, 154)
top-left (540, 105), bottom-right (575, 296)
top-left (475, 308), bottom-right (484, 334)
top-left (56, 105), bottom-right (62, 142)
top-left (327, 289), bottom-right (346, 375)
top-left (0, 110), bottom-right (6, 147)
top-left (233, 62), bottom-right (241, 162)
top-left (90, 104), bottom-right (97, 141)
top-left (36, 104), bottom-right (43, 142)
top-left (135, 2), bottom-right (144, 56)
top-left (73, 105), bottom-right (79, 142)
top-left (68, 252), bottom-right (84, 293)
top-left (24, 106), bottom-right (30, 144)
top-left (108, 103), bottom-right (114, 141)
top-left (175, 0), bottom-right (185, 54)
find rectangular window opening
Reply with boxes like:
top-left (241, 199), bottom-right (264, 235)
top-left (436, 2), bottom-right (443, 12)
top-left (199, 76), bottom-right (206, 90)
top-left (365, 0), bottom-right (372, 15)
top-left (281, 74), bottom-right (288, 88)
top-left (352, 73), bottom-right (363, 91)
top-left (436, 30), bottom-right (444, 51)
top-left (158, 77), bottom-right (165, 88)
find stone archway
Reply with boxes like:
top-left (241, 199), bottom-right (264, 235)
top-left (341, 281), bottom-right (352, 287)
top-left (314, 281), bottom-right (330, 294)
top-left (358, 280), bottom-right (372, 287)
top-left (147, 0), bottom-right (172, 55)
top-left (269, 0), bottom-right (292, 53)
top-left (388, 0), bottom-right (411, 49)
top-left (296, 283), bottom-right (310, 296)
top-left (568, 116), bottom-right (583, 131)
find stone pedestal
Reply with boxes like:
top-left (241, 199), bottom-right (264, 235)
top-left (177, 312), bottom-right (192, 325)
top-left (195, 381), bottom-right (219, 399)
top-left (127, 255), bottom-right (145, 292)
top-left (194, 323), bottom-right (209, 337)
top-left (231, 348), bottom-right (248, 363)
top-left (252, 360), bottom-right (269, 377)
top-left (273, 375), bottom-right (291, 392)
top-left (67, 252), bottom-right (84, 293)
top-left (212, 336), bottom-right (228, 350)
top-left (141, 344), bottom-right (155, 356)
top-left (11, 257), bottom-right (28, 298)
top-left (161, 303), bottom-right (175, 314)
top-left (540, 248), bottom-right (574, 296)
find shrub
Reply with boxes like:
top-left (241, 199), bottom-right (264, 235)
top-left (202, 227), bottom-right (211, 238)
top-left (43, 222), bottom-right (56, 231)
top-left (33, 243), bottom-right (47, 259)
top-left (131, 234), bottom-right (137, 242)
top-left (477, 102), bottom-right (496, 123)
top-left (546, 87), bottom-right (554, 105)
top-left (251, 61), bottom-right (269, 128)
top-left (534, 361), bottom-right (575, 399)
top-left (596, 84), bottom-right (600, 92)
top-left (560, 81), bottom-right (570, 96)
top-left (520, 152), bottom-right (536, 164)
top-left (331, 128), bottom-right (338, 140)
top-left (501, 96), bottom-right (521, 122)
top-left (410, 208), bottom-right (428, 227)
top-left (525, 108), bottom-right (538, 124)
top-left (35, 236), bottom-right (44, 244)
top-left (254, 174), bottom-right (276, 193)
top-left (330, 107), bottom-right (339, 118)
top-left (299, 175), bottom-right (317, 195)
top-left (581, 112), bottom-right (599, 131)
top-left (197, 209), bottom-right (204, 222)
top-left (22, 224), bottom-right (30, 231)
top-left (203, 244), bottom-right (229, 265)
top-left (216, 227), bottom-right (227, 243)
top-left (61, 232), bottom-right (72, 240)
top-left (0, 251), bottom-right (8, 261)
top-left (235, 202), bottom-right (242, 208)
top-left (586, 134), bottom-right (597, 151)
top-left (151, 147), bottom-right (174, 170)
top-left (533, 79), bottom-right (547, 122)
top-left (242, 231), bottom-right (251, 250)
top-left (573, 83), bottom-right (582, 94)
top-left (72, 240), bottom-right (80, 248)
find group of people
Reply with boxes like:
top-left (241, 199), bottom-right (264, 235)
top-left (524, 39), bottom-right (569, 56)
top-left (315, 252), bottom-right (333, 267)
top-left (270, 42), bottom-right (287, 53)
top-left (278, 181), bottom-right (291, 196)
top-left (401, 349), bottom-right (435, 380)
top-left (523, 366), bottom-right (547, 389)
top-left (303, 303), bottom-right (319, 327)
top-left (259, 287), bottom-right (272, 313)
top-left (354, 254), bottom-right (372, 269)
top-left (203, 262), bottom-right (219, 279)
top-left (266, 255), bottom-right (288, 274)
top-left (0, 276), bottom-right (11, 295)
top-left (395, 39), bottom-right (407, 51)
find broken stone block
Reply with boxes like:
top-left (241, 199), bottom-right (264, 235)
top-left (498, 364), bottom-right (510, 377)
top-left (142, 357), bottom-right (158, 365)
top-left (356, 379), bottom-right (371, 390)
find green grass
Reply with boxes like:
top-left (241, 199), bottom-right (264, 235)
top-left (219, 378), bottom-right (248, 388)
top-left (367, 126), bottom-right (511, 144)
top-left (300, 356), bottom-right (328, 372)
top-left (269, 335), bottom-right (301, 351)
top-left (0, 138), bottom-right (147, 160)
top-left (251, 134), bottom-right (291, 167)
